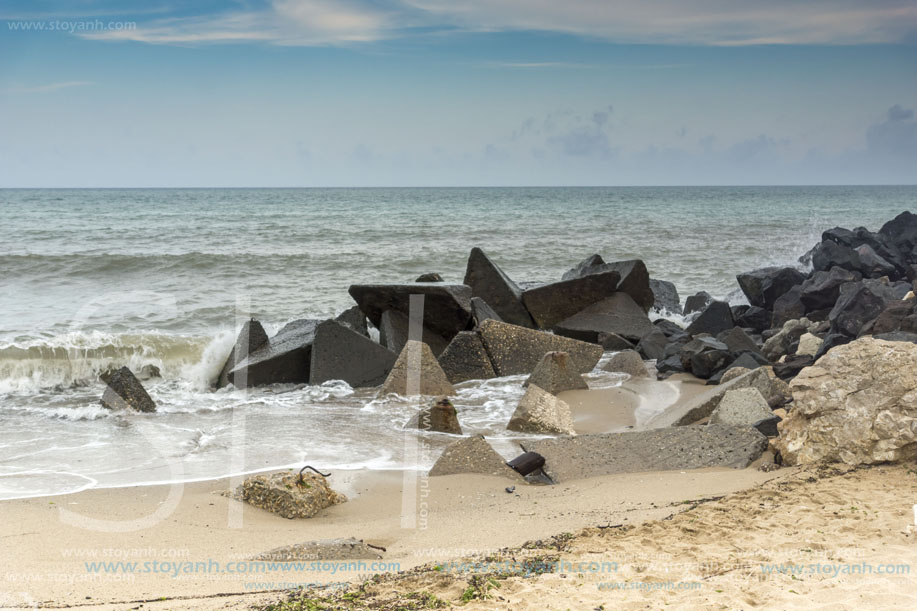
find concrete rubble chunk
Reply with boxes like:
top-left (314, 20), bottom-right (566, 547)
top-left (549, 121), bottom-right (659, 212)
top-left (378, 309), bottom-right (449, 357)
top-left (553, 292), bottom-right (655, 343)
top-left (309, 320), bottom-right (397, 387)
top-left (521, 270), bottom-right (621, 329)
top-left (463, 247), bottom-right (535, 328)
top-left (437, 331), bottom-right (498, 384)
top-left (708, 388), bottom-right (774, 428)
top-left (602, 349), bottom-right (648, 378)
top-left (217, 319), bottom-right (270, 388)
top-left (348, 283), bottom-right (472, 341)
top-left (232, 471), bottom-right (346, 519)
top-left (100, 366), bottom-right (156, 412)
top-left (429, 435), bottom-right (524, 480)
top-left (524, 351), bottom-right (588, 394)
top-left (406, 397), bottom-right (463, 434)
top-left (478, 319), bottom-right (603, 377)
top-left (381, 340), bottom-right (455, 396)
top-left (229, 319), bottom-right (318, 387)
top-left (507, 384), bottom-right (576, 436)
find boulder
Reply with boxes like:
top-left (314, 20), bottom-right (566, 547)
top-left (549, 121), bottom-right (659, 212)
top-left (775, 337), bottom-right (917, 466)
top-left (861, 277), bottom-right (913, 304)
top-left (813, 332), bottom-right (851, 359)
top-left (309, 320), bottom-right (397, 387)
top-left (478, 319), bottom-right (603, 377)
top-left (428, 435), bottom-right (524, 480)
top-left (708, 352), bottom-right (771, 384)
top-left (378, 309), bottom-right (449, 357)
top-left (415, 272), bottom-right (443, 282)
top-left (597, 332), bottom-right (635, 351)
top-left (683, 291), bottom-right (713, 316)
top-left (772, 354), bottom-right (814, 381)
top-left (798, 267), bottom-right (861, 312)
top-left (656, 354), bottom-right (687, 378)
top-left (437, 331), bottom-right (498, 384)
top-left (654, 318), bottom-right (688, 339)
top-left (828, 282), bottom-right (885, 337)
top-left (348, 283), bottom-right (472, 342)
top-left (334, 306), bottom-right (369, 337)
top-left (138, 364), bottom-right (161, 380)
top-left (717, 326), bottom-right (761, 355)
top-left (733, 306), bottom-right (770, 333)
top-left (685, 301), bottom-right (735, 337)
top-left (736, 267), bottom-right (806, 310)
top-left (763, 318), bottom-right (811, 361)
top-left (254, 538), bottom-right (382, 561)
top-left (649, 278), bottom-right (681, 314)
top-left (380, 341), bottom-right (455, 396)
top-left (521, 270), bottom-right (621, 329)
top-left (854, 244), bottom-right (896, 277)
top-left (602, 349), bottom-right (648, 378)
top-left (463, 248), bottom-right (535, 328)
top-left (708, 388), bottom-right (774, 428)
top-left (720, 366), bottom-right (751, 385)
top-left (524, 351), bottom-right (588, 394)
top-left (561, 254), bottom-right (606, 280)
top-left (469, 297), bottom-right (502, 328)
top-left (796, 332), bottom-right (823, 356)
top-left (770, 286), bottom-right (806, 328)
top-left (553, 292), bottom-right (655, 343)
top-left (100, 366), bottom-right (156, 412)
top-left (227, 319), bottom-right (316, 387)
top-left (635, 328), bottom-right (669, 361)
top-left (522, 425), bottom-right (768, 482)
top-left (235, 471), bottom-right (346, 519)
top-left (507, 385), bottom-right (576, 436)
top-left (874, 331), bottom-right (917, 343)
top-left (879, 211), bottom-right (917, 259)
top-left (871, 300), bottom-right (917, 335)
top-left (218, 319), bottom-right (272, 387)
top-left (812, 239), bottom-right (862, 274)
top-left (406, 397), bottom-right (463, 434)
top-left (603, 260), bottom-right (654, 312)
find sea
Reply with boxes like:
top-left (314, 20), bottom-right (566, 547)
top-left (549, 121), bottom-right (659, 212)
top-left (1, 186), bottom-right (914, 499)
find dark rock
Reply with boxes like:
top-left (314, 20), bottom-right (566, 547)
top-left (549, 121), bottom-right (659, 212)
top-left (812, 239), bottom-right (862, 274)
top-left (734, 306), bottom-right (771, 334)
top-left (772, 354), bottom-right (814, 381)
top-left (378, 309), bottom-right (449, 357)
top-left (463, 248), bottom-right (535, 328)
top-left (309, 320), bottom-right (397, 387)
top-left (437, 331), bottom-right (497, 384)
top-left (521, 270), bottom-right (621, 329)
top-left (596, 332), bottom-right (636, 351)
top-left (415, 272), bottom-right (443, 282)
top-left (879, 211), bottom-right (917, 259)
top-left (524, 351), bottom-right (588, 394)
top-left (348, 283), bottom-right (472, 342)
top-left (469, 297), bottom-right (502, 328)
top-left (649, 278), bottom-right (681, 314)
top-left (561, 254), bottom-right (606, 281)
top-left (406, 397), bottom-right (462, 434)
top-left (798, 267), bottom-right (861, 312)
top-left (636, 328), bottom-right (669, 361)
top-left (602, 349), bottom-right (648, 378)
top-left (690, 349), bottom-right (734, 379)
top-left (860, 278), bottom-right (913, 303)
top-left (478, 319), bottom-right (603, 377)
top-left (604, 260), bottom-right (654, 312)
top-left (553, 292), bottom-right (655, 343)
top-left (428, 435), bottom-right (524, 480)
top-left (654, 318), bottom-right (688, 338)
top-left (228, 319), bottom-right (318, 387)
top-left (854, 244), bottom-right (896, 277)
top-left (873, 331), bottom-right (917, 343)
top-left (217, 319), bottom-right (271, 388)
top-left (707, 351), bottom-right (770, 384)
top-left (380, 341), bottom-right (454, 396)
top-left (731, 304), bottom-right (750, 319)
top-left (813, 332), bottom-right (851, 360)
top-left (753, 416), bottom-right (781, 437)
top-left (736, 266), bottom-right (807, 310)
top-left (521, 425), bottom-right (768, 482)
top-left (655, 354), bottom-right (686, 377)
top-left (771, 286), bottom-right (806, 329)
top-left (138, 364), bottom-right (162, 380)
top-left (683, 291), bottom-right (713, 316)
top-left (685, 301), bottom-right (735, 337)
top-left (334, 305), bottom-right (369, 337)
top-left (717, 326), bottom-right (761, 355)
top-left (828, 283), bottom-right (886, 337)
top-left (870, 300), bottom-right (917, 335)
top-left (100, 366), bottom-right (156, 412)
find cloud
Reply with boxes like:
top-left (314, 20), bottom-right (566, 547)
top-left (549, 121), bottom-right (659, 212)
top-left (867, 105), bottom-right (917, 158)
top-left (4, 81), bottom-right (93, 93)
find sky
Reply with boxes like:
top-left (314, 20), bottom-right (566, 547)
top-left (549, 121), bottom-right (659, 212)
top-left (0, 0), bottom-right (915, 187)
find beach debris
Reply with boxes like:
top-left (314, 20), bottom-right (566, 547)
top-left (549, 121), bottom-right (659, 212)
top-left (469, 296), bottom-right (502, 328)
top-left (333, 305), bottom-right (370, 337)
top-left (254, 538), bottom-right (381, 561)
top-left (217, 318), bottom-right (271, 388)
top-left (348, 282), bottom-right (472, 342)
top-left (415, 272), bottom-right (443, 282)
top-left (297, 465), bottom-right (331, 483)
top-left (463, 247), bottom-right (535, 328)
top-left (233, 471), bottom-right (346, 519)
top-left (224, 318), bottom-right (318, 388)
top-left (309, 319), bottom-right (397, 387)
top-left (378, 309), bottom-right (449, 356)
top-left (685, 300), bottom-right (735, 337)
top-left (776, 337), bottom-right (917, 466)
top-left (524, 351), bottom-right (588, 394)
top-left (381, 340), bottom-right (455, 396)
top-left (437, 331), bottom-right (498, 384)
top-left (507, 385), bottom-right (576, 436)
top-left (553, 292), bottom-right (655, 344)
top-left (602, 349), bottom-right (648, 378)
top-left (506, 451), bottom-right (546, 477)
top-left (428, 434), bottom-right (524, 480)
top-left (736, 266), bottom-right (807, 311)
top-left (504, 485), bottom-right (515, 493)
top-left (521, 269), bottom-right (621, 329)
top-left (522, 425), bottom-right (768, 483)
top-left (478, 319), bottom-right (603, 377)
top-left (100, 366), bottom-right (156, 413)
top-left (406, 396), bottom-right (462, 434)
top-left (649, 278), bottom-right (681, 314)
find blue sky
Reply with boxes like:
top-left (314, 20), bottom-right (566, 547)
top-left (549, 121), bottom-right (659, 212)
top-left (1, 0), bottom-right (915, 186)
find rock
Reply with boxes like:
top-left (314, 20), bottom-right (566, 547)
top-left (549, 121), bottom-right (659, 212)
top-left (437, 331), bottom-right (497, 384)
top-left (645, 367), bottom-right (784, 427)
top-left (796, 332), bottom-right (823, 356)
top-left (656, 354), bottom-right (687, 378)
top-left (507, 385), bottom-right (576, 436)
top-left (770, 286), bottom-right (806, 328)
top-left (752, 416), bottom-right (781, 437)
top-left (798, 267), bottom-right (861, 313)
top-left (334, 306), bottom-right (369, 337)
top-left (654, 318), bottom-right (688, 338)
top-left (861, 277), bottom-right (914, 304)
top-left (602, 349), bottom-right (648, 378)
top-left (879, 211), bottom-right (917, 259)
top-left (380, 341), bottom-right (455, 396)
top-left (649, 278), bottom-right (681, 314)
top-left (553, 292), bottom-right (655, 343)
top-left (874, 331), bottom-right (917, 343)
top-left (717, 326), bottom-right (761, 355)
top-left (828, 282), bottom-right (885, 337)
top-left (854, 244), bottom-right (896, 277)
top-left (561, 254), bottom-right (606, 281)
top-left (138, 364), bottom-right (162, 380)
top-left (736, 267), bottom-right (807, 310)
top-left (813, 332), bottom-right (852, 359)
top-left (100, 366), bottom-right (156, 412)
top-left (772, 354), bottom-right (814, 381)
top-left (708, 388), bottom-right (774, 428)
top-left (228, 319), bottom-right (318, 387)
top-left (524, 351), bottom-right (588, 394)
top-left (603, 260), bottom-right (654, 312)
top-left (521, 270), bottom-right (621, 329)
top-left (217, 319), bottom-right (271, 388)
top-left (734, 306), bottom-right (771, 333)
top-left (478, 319), bottom-right (603, 376)
top-left (469, 297), bottom-right (502, 328)
top-left (406, 397), bottom-right (463, 434)
top-left (235, 471), bottom-right (346, 519)
top-left (254, 538), bottom-right (382, 561)
top-left (812, 239), bottom-right (863, 274)
top-left (378, 309), bottom-right (449, 357)
top-left (763, 318), bottom-right (811, 361)
top-left (522, 425), bottom-right (768, 482)
top-left (635, 328), bottom-right (669, 361)
top-left (775, 337), bottom-right (917, 466)
top-left (428, 435), bottom-right (523, 480)
top-left (309, 320), bottom-right (398, 387)
top-left (348, 283), bottom-right (472, 342)
top-left (712, 352), bottom-right (771, 382)
top-left (685, 301), bottom-right (735, 337)
top-left (680, 336), bottom-right (733, 379)
top-left (683, 291), bottom-right (713, 316)
top-left (463, 248), bottom-right (535, 328)
top-left (415, 272), bottom-right (443, 282)
top-left (596, 332), bottom-right (635, 351)
top-left (720, 366), bottom-right (751, 384)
